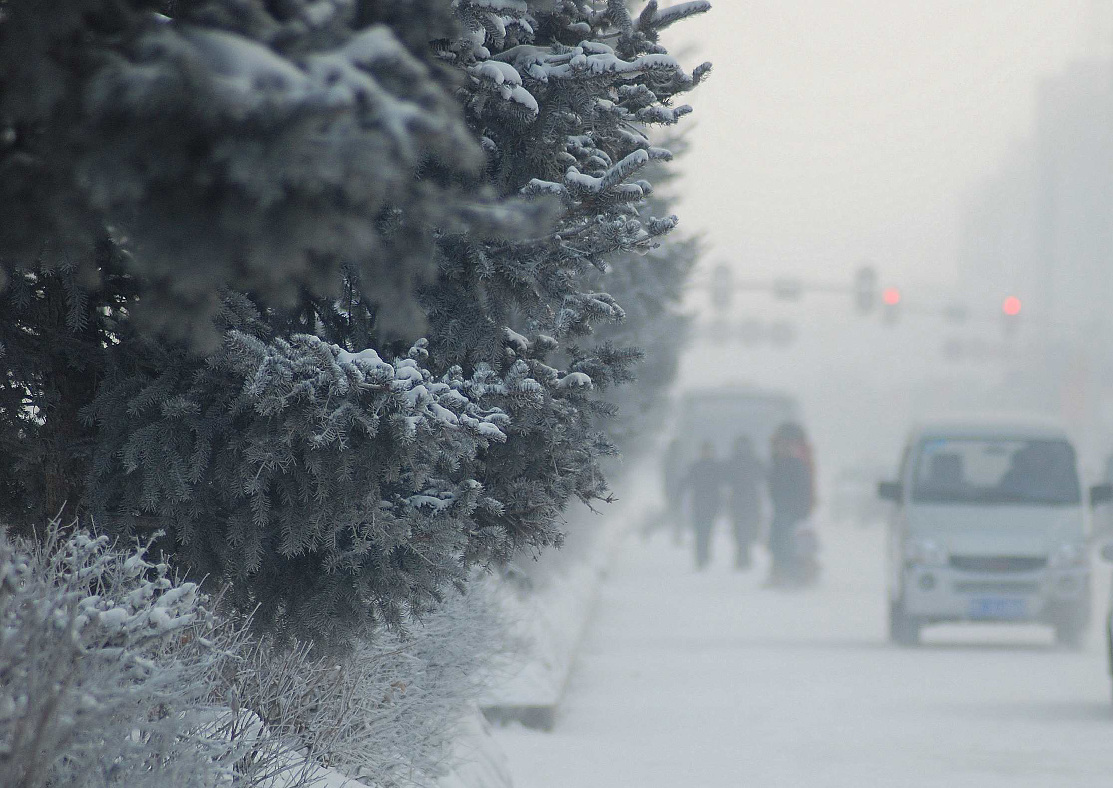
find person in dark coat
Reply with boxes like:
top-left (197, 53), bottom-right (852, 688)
top-left (725, 435), bottom-right (764, 570)
top-left (679, 440), bottom-right (724, 570)
top-left (767, 422), bottom-right (814, 583)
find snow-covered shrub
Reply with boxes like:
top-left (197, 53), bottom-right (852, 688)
top-left (0, 522), bottom-right (244, 788)
top-left (345, 576), bottom-right (514, 787)
top-left (0, 520), bottom-right (469, 788)
top-left (221, 575), bottom-right (513, 788)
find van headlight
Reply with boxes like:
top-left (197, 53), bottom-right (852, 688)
top-left (1048, 542), bottom-right (1087, 569)
top-left (905, 538), bottom-right (948, 567)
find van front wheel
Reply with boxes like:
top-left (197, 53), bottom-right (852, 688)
top-left (889, 601), bottom-right (921, 646)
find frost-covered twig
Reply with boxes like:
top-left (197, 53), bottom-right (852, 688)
top-left (221, 575), bottom-right (517, 788)
top-left (0, 522), bottom-right (251, 788)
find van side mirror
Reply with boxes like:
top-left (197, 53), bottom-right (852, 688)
top-left (1100, 542), bottom-right (1113, 563)
top-left (878, 481), bottom-right (903, 502)
top-left (1090, 483), bottom-right (1113, 506)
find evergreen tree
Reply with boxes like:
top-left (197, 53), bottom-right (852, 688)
top-left (589, 130), bottom-right (701, 458)
top-left (0, 0), bottom-right (490, 339)
top-left (0, 0), bottom-right (710, 647)
top-left (1, 0), bottom-right (501, 527)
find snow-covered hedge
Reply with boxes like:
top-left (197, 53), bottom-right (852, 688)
top-left (0, 524), bottom-right (242, 788)
top-left (0, 523), bottom-right (512, 788)
top-left (219, 574), bottom-right (513, 788)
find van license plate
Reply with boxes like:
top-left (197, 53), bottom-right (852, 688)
top-left (969, 597), bottom-right (1027, 619)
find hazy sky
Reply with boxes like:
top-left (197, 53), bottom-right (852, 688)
top-left (671, 0), bottom-right (1110, 287)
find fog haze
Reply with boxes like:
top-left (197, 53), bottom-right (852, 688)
top-left (675, 1), bottom-right (1111, 284)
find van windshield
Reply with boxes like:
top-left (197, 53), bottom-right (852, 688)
top-left (911, 437), bottom-right (1080, 506)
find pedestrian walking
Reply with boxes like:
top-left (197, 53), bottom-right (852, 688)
top-left (767, 422), bottom-right (815, 584)
top-left (725, 435), bottom-right (764, 569)
top-left (679, 440), bottom-right (724, 569)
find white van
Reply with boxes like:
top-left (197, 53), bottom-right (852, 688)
top-left (879, 419), bottom-right (1111, 646)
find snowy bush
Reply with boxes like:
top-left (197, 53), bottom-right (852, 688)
top-left (216, 575), bottom-right (512, 788)
top-left (0, 522), bottom-right (244, 788)
top-left (0, 521), bottom-right (510, 788)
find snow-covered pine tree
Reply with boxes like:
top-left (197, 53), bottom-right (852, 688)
top-left (588, 130), bottom-right (702, 458)
top-left (0, 0), bottom-right (503, 529)
top-left (0, 251), bottom-right (138, 530)
top-left (88, 294), bottom-right (517, 643)
top-left (1, 0), bottom-right (710, 646)
top-left (423, 0), bottom-right (712, 559)
top-left (0, 0), bottom-right (490, 340)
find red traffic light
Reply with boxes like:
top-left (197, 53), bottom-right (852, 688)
top-left (1002, 296), bottom-right (1022, 317)
top-left (882, 287), bottom-right (901, 306)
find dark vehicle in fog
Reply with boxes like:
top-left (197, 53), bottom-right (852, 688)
top-left (669, 386), bottom-right (802, 471)
top-left (880, 419), bottom-right (1111, 647)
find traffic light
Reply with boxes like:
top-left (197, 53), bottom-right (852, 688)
top-left (1001, 295), bottom-right (1021, 335)
top-left (853, 265), bottom-right (878, 314)
top-left (881, 286), bottom-right (901, 325)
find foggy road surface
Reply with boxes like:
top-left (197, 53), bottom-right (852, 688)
top-left (493, 521), bottom-right (1113, 788)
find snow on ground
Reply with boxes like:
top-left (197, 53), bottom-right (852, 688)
top-left (493, 518), bottom-right (1113, 788)
top-left (438, 707), bottom-right (515, 788)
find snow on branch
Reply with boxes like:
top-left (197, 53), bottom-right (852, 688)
top-left (468, 59), bottom-right (539, 116)
top-left (0, 524), bottom-right (248, 787)
top-left (640, 1), bottom-right (714, 32)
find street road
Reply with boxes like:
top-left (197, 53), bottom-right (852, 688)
top-left (495, 520), bottom-right (1113, 787)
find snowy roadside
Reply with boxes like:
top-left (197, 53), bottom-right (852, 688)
top-left (247, 464), bottom-right (666, 788)
top-left (479, 549), bottom-right (613, 730)
top-left (494, 518), bottom-right (1113, 788)
top-left (205, 475), bottom-right (660, 788)
top-left (436, 706), bottom-right (516, 788)
top-left (480, 460), bottom-right (663, 730)
top-left (191, 703), bottom-right (508, 788)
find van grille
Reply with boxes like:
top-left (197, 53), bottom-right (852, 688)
top-left (948, 555), bottom-right (1047, 573)
top-left (953, 580), bottom-right (1040, 595)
